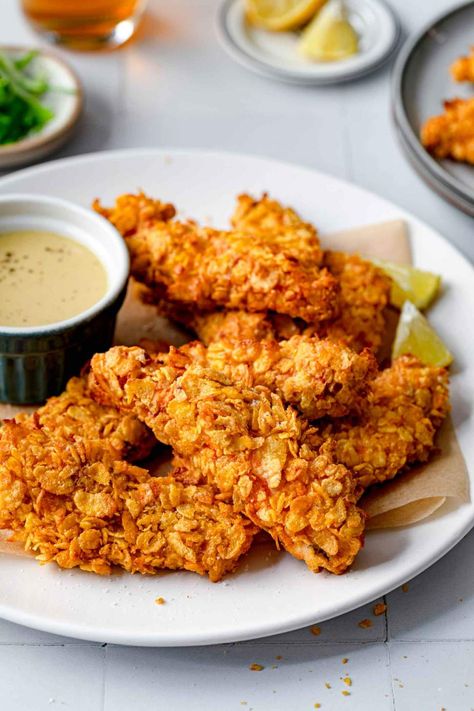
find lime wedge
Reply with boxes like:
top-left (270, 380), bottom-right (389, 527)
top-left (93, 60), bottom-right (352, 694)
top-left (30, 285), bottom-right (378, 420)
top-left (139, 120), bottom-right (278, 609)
top-left (392, 301), bottom-right (453, 367)
top-left (298, 0), bottom-right (358, 61)
top-left (371, 258), bottom-right (441, 310)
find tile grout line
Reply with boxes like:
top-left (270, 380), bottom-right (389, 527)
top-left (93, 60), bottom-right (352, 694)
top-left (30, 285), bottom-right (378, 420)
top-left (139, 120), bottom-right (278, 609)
top-left (385, 639), bottom-right (397, 711)
top-left (100, 644), bottom-right (108, 711)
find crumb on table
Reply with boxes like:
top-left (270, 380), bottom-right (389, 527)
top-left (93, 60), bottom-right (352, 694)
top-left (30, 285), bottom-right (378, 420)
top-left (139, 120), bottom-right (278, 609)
top-left (358, 618), bottom-right (373, 629)
top-left (373, 602), bottom-right (387, 616)
top-left (310, 625), bottom-right (321, 636)
top-left (249, 663), bottom-right (264, 672)
top-left (155, 597), bottom-right (166, 605)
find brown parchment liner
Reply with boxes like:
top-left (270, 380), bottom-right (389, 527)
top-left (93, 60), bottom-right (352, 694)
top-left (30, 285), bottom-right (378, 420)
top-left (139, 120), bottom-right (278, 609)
top-left (0, 219), bottom-right (469, 558)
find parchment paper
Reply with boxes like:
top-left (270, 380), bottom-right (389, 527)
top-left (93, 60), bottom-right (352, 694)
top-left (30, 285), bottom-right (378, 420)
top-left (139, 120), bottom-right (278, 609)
top-left (0, 219), bottom-right (469, 556)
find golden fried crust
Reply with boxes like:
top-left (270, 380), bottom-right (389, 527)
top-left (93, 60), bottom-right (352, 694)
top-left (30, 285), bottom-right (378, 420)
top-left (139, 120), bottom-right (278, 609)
top-left (0, 421), bottom-right (255, 581)
top-left (128, 220), bottom-right (339, 322)
top-left (421, 98), bottom-right (474, 164)
top-left (318, 251), bottom-right (391, 353)
top-left (451, 48), bottom-right (474, 82)
top-left (191, 310), bottom-right (300, 345)
top-left (231, 193), bottom-right (323, 265)
top-left (89, 346), bottom-right (366, 575)
top-left (96, 192), bottom-right (340, 323)
top-left (180, 335), bottom-right (377, 420)
top-left (319, 356), bottom-right (450, 490)
top-left (93, 192), bottom-right (176, 237)
top-left (22, 376), bottom-right (156, 462)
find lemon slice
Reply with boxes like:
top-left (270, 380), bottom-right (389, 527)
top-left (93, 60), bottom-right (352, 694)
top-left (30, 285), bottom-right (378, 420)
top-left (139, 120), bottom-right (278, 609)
top-left (371, 258), bottom-right (441, 310)
top-left (392, 301), bottom-right (453, 367)
top-left (245, 0), bottom-right (327, 31)
top-left (298, 0), bottom-right (358, 61)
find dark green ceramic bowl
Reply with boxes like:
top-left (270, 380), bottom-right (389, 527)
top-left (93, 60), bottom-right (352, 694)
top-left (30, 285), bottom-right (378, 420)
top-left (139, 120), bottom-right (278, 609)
top-left (0, 194), bottom-right (129, 404)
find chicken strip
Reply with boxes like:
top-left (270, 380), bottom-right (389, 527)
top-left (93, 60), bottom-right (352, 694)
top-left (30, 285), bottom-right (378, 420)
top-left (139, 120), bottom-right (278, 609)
top-left (20, 375), bottom-right (156, 462)
top-left (231, 194), bottom-right (391, 352)
top-left (317, 356), bottom-right (450, 490)
top-left (89, 346), bottom-right (365, 575)
top-left (179, 335), bottom-right (377, 420)
top-left (421, 98), bottom-right (474, 164)
top-left (0, 420), bottom-right (255, 581)
top-left (318, 251), bottom-right (391, 353)
top-left (451, 47), bottom-right (474, 82)
top-left (94, 193), bottom-right (340, 323)
top-left (93, 191), bottom-right (176, 237)
top-left (231, 192), bottom-right (323, 264)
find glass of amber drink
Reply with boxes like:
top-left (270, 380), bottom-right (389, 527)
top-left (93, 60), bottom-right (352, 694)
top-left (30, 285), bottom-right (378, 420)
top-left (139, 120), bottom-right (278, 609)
top-left (21, 0), bottom-right (147, 50)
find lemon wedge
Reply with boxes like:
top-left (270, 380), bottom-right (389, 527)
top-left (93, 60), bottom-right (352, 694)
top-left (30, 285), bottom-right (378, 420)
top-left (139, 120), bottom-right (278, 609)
top-left (245, 0), bottom-right (327, 31)
top-left (371, 258), bottom-right (441, 310)
top-left (392, 301), bottom-right (453, 367)
top-left (298, 0), bottom-right (358, 61)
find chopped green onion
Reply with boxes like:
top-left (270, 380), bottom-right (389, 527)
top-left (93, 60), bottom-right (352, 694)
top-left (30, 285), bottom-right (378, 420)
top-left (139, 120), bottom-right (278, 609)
top-left (0, 50), bottom-right (54, 146)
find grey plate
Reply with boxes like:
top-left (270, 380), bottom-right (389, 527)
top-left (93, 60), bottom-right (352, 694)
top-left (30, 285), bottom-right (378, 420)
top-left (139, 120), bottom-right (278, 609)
top-left (393, 0), bottom-right (474, 215)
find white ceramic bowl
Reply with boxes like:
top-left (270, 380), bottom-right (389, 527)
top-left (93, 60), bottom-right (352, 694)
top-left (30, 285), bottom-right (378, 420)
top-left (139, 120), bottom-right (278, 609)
top-left (0, 47), bottom-right (83, 170)
top-left (0, 193), bottom-right (129, 403)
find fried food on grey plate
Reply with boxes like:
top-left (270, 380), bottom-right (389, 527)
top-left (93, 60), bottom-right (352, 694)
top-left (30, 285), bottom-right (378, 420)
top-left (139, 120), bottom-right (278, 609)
top-left (0, 419), bottom-right (256, 581)
top-left (89, 346), bottom-right (365, 575)
top-left (315, 355), bottom-right (450, 491)
top-left (421, 98), bottom-right (474, 165)
top-left (179, 335), bottom-right (377, 420)
top-left (451, 47), bottom-right (474, 82)
top-left (94, 192), bottom-right (340, 324)
top-left (230, 192), bottom-right (323, 264)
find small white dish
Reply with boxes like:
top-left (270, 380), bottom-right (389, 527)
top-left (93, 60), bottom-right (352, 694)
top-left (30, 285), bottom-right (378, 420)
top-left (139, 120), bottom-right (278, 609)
top-left (217, 0), bottom-right (401, 85)
top-left (0, 47), bottom-right (82, 170)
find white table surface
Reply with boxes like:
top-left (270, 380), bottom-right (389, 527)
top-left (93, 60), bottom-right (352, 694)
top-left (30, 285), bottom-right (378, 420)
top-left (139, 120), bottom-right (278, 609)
top-left (1, 1), bottom-right (473, 709)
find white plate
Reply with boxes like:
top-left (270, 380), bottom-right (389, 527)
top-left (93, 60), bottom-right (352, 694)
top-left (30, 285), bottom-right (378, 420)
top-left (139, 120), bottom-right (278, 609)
top-left (217, 0), bottom-right (400, 85)
top-left (0, 47), bottom-right (82, 170)
top-left (0, 148), bottom-right (472, 647)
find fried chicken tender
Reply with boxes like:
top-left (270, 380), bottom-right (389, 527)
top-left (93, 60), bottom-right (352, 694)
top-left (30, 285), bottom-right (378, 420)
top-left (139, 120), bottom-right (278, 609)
top-left (179, 335), bottom-right (377, 420)
top-left (231, 193), bottom-right (323, 264)
top-left (93, 191), bottom-right (176, 237)
top-left (190, 310), bottom-right (299, 345)
top-left (94, 193), bottom-right (340, 324)
top-left (318, 252), bottom-right (391, 352)
top-left (318, 356), bottom-right (450, 490)
top-left (421, 98), bottom-right (474, 164)
top-left (0, 420), bottom-right (255, 581)
top-left (89, 346), bottom-right (365, 575)
top-left (229, 194), bottom-right (391, 352)
top-left (450, 47), bottom-right (474, 82)
top-left (20, 375), bottom-right (156, 462)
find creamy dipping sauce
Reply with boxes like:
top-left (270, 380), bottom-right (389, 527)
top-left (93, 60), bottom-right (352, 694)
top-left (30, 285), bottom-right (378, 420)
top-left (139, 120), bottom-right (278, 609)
top-left (0, 230), bottom-right (108, 327)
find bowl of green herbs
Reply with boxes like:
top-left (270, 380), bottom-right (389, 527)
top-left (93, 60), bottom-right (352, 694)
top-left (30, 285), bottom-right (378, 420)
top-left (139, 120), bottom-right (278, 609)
top-left (0, 47), bottom-right (82, 169)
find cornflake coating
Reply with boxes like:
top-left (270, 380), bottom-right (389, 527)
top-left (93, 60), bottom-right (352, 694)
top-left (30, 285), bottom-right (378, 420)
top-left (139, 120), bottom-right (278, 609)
top-left (20, 375), bottom-right (156, 462)
top-left (451, 47), bottom-right (474, 82)
top-left (180, 335), bottom-right (377, 420)
top-left (89, 346), bottom-right (365, 575)
top-left (95, 193), bottom-right (340, 323)
top-left (230, 193), bottom-right (323, 265)
top-left (191, 310), bottom-right (300, 346)
top-left (0, 421), bottom-right (255, 581)
top-left (319, 355), bottom-right (450, 489)
top-left (93, 192), bottom-right (176, 237)
top-left (317, 251), bottom-right (391, 353)
top-left (421, 98), bottom-right (474, 164)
